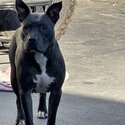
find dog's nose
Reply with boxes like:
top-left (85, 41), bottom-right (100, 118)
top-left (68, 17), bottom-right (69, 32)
top-left (28, 37), bottom-right (37, 44)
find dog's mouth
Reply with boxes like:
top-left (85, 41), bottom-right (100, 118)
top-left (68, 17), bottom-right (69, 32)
top-left (25, 42), bottom-right (50, 54)
top-left (25, 45), bottom-right (44, 54)
top-left (26, 48), bottom-right (44, 54)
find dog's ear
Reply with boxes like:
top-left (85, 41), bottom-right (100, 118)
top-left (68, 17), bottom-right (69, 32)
top-left (46, 2), bottom-right (62, 24)
top-left (15, 0), bottom-right (30, 22)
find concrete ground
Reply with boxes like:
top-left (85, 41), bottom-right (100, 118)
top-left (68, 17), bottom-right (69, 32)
top-left (1, 0), bottom-right (125, 125)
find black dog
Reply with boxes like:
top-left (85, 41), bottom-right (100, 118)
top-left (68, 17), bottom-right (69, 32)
top-left (9, 0), bottom-right (65, 125)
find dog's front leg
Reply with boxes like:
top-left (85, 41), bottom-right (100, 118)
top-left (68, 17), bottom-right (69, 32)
top-left (20, 91), bottom-right (34, 125)
top-left (47, 90), bottom-right (62, 125)
top-left (37, 93), bottom-right (48, 119)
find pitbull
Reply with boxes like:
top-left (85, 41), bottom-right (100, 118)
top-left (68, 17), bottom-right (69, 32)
top-left (9, 0), bottom-right (65, 125)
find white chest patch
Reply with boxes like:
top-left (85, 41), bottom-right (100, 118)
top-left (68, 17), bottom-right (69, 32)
top-left (33, 53), bottom-right (55, 93)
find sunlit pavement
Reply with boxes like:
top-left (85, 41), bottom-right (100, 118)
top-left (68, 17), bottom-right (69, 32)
top-left (1, 0), bottom-right (125, 125)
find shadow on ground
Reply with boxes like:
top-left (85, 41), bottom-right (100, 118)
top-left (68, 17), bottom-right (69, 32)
top-left (0, 91), bottom-right (125, 125)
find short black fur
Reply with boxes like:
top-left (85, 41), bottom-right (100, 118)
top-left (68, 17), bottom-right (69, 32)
top-left (9, 0), bottom-right (65, 125)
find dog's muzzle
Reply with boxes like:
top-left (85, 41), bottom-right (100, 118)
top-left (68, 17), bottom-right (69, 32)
top-left (25, 37), bottom-right (42, 53)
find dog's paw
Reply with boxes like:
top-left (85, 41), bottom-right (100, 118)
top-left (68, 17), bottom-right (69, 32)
top-left (16, 120), bottom-right (25, 125)
top-left (37, 111), bottom-right (48, 119)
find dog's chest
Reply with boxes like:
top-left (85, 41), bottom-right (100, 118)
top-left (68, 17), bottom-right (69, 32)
top-left (33, 53), bottom-right (55, 93)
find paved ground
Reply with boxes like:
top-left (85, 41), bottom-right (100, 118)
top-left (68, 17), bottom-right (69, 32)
top-left (1, 0), bottom-right (125, 125)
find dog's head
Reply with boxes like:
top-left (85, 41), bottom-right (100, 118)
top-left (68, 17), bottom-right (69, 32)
top-left (16, 0), bottom-right (62, 53)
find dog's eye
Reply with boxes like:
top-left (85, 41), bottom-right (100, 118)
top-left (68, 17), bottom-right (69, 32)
top-left (23, 25), bottom-right (29, 32)
top-left (40, 24), bottom-right (47, 30)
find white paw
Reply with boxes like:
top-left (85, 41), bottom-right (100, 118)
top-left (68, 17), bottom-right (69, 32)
top-left (37, 111), bottom-right (48, 119)
top-left (18, 120), bottom-right (25, 125)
